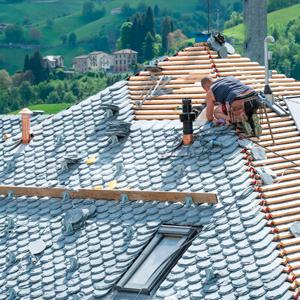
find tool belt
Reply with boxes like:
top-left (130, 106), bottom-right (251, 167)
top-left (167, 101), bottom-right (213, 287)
top-left (228, 92), bottom-right (259, 123)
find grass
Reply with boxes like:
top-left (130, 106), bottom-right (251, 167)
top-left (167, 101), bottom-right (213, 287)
top-left (10, 103), bottom-right (72, 115)
top-left (28, 103), bottom-right (71, 114)
top-left (10, 103), bottom-right (71, 115)
top-left (0, 47), bottom-right (33, 73)
top-left (224, 3), bottom-right (300, 43)
top-left (0, 0), bottom-right (84, 24)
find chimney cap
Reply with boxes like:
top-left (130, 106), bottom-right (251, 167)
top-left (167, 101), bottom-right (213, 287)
top-left (19, 108), bottom-right (32, 115)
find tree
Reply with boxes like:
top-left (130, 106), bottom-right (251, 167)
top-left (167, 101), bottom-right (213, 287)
top-left (23, 54), bottom-right (30, 72)
top-left (46, 19), bottom-right (54, 28)
top-left (68, 32), bottom-right (77, 48)
top-left (47, 90), bottom-right (60, 103)
top-left (143, 32), bottom-right (154, 60)
top-left (23, 17), bottom-right (31, 26)
top-left (167, 29), bottom-right (187, 51)
top-left (63, 91), bottom-right (76, 103)
top-left (137, 1), bottom-right (146, 12)
top-left (82, 1), bottom-right (95, 20)
top-left (8, 87), bottom-right (21, 111)
top-left (60, 34), bottom-right (67, 45)
top-left (38, 81), bottom-right (54, 100)
top-left (131, 13), bottom-right (144, 55)
top-left (145, 7), bottom-right (155, 37)
top-left (224, 11), bottom-right (243, 29)
top-left (92, 34), bottom-right (110, 52)
top-left (29, 28), bottom-right (42, 43)
top-left (28, 51), bottom-right (48, 84)
top-left (120, 21), bottom-right (133, 49)
top-left (19, 81), bottom-right (35, 106)
top-left (121, 2), bottom-right (133, 17)
top-left (154, 5), bottom-right (160, 17)
top-left (0, 69), bottom-right (12, 90)
top-left (5, 24), bottom-right (24, 43)
top-left (161, 17), bottom-right (173, 53)
top-left (71, 81), bottom-right (80, 97)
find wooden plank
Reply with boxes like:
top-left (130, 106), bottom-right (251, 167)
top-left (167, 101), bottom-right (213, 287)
top-left (0, 185), bottom-right (218, 204)
top-left (135, 115), bottom-right (178, 120)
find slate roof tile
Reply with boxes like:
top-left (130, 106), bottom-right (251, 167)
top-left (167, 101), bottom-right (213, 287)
top-left (0, 48), bottom-right (296, 299)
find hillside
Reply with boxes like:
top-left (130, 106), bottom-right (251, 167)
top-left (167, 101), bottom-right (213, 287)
top-left (224, 3), bottom-right (300, 44)
top-left (0, 0), bottom-right (238, 73)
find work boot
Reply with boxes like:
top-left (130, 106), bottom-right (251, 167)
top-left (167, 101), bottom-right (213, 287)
top-left (241, 121), bottom-right (254, 136)
top-left (251, 114), bottom-right (262, 136)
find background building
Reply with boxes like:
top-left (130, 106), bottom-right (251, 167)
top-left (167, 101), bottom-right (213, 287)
top-left (74, 49), bottom-right (138, 73)
top-left (88, 51), bottom-right (114, 72)
top-left (113, 49), bottom-right (138, 72)
top-left (43, 55), bottom-right (64, 70)
top-left (73, 55), bottom-right (89, 74)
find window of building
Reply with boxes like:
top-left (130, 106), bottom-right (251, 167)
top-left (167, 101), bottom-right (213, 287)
top-left (115, 225), bottom-right (197, 298)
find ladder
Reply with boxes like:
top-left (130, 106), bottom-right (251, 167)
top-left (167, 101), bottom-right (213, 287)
top-left (136, 75), bottom-right (172, 108)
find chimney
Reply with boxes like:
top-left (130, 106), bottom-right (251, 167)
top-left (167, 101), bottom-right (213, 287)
top-left (244, 0), bottom-right (267, 65)
top-left (20, 108), bottom-right (32, 144)
top-left (180, 99), bottom-right (197, 145)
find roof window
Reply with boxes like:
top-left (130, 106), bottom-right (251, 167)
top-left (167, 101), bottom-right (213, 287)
top-left (115, 225), bottom-right (198, 298)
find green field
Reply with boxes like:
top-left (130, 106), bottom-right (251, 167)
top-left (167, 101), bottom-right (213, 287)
top-left (0, 0), bottom-right (84, 24)
top-left (11, 103), bottom-right (71, 115)
top-left (224, 3), bottom-right (300, 43)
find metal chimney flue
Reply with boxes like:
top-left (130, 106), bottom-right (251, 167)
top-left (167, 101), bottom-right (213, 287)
top-left (20, 108), bottom-right (32, 144)
top-left (264, 35), bottom-right (275, 103)
top-left (180, 99), bottom-right (197, 145)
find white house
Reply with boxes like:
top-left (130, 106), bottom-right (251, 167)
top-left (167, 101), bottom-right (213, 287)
top-left (43, 56), bottom-right (64, 70)
top-left (88, 51), bottom-right (114, 72)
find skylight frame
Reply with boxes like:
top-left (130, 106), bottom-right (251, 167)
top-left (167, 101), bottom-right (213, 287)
top-left (115, 225), bottom-right (197, 296)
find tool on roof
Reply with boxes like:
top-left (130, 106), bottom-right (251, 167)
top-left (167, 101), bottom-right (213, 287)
top-left (136, 75), bottom-right (172, 108)
top-left (106, 120), bottom-right (131, 138)
top-left (255, 91), bottom-right (289, 145)
top-left (207, 32), bottom-right (235, 58)
top-left (257, 92), bottom-right (288, 116)
top-left (179, 99), bottom-right (203, 145)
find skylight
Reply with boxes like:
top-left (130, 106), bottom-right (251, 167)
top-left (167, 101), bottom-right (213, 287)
top-left (115, 225), bottom-right (198, 297)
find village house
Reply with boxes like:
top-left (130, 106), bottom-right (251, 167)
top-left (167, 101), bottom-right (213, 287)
top-left (73, 49), bottom-right (138, 74)
top-left (88, 51), bottom-right (114, 72)
top-left (73, 55), bottom-right (89, 74)
top-left (113, 49), bottom-right (138, 72)
top-left (42, 55), bottom-right (64, 70)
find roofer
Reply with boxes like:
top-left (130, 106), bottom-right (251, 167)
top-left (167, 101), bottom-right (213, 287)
top-left (201, 76), bottom-right (262, 136)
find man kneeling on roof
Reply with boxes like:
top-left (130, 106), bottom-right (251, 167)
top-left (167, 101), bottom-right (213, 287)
top-left (201, 75), bottom-right (262, 136)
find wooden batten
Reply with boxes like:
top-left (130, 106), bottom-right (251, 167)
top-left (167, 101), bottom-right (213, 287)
top-left (0, 185), bottom-right (218, 204)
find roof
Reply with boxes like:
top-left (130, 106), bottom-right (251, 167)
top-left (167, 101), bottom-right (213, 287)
top-left (0, 114), bottom-right (47, 143)
top-left (0, 42), bottom-right (300, 299)
top-left (43, 56), bottom-right (63, 61)
top-left (114, 49), bottom-right (138, 55)
top-left (129, 44), bottom-right (300, 120)
top-left (73, 55), bottom-right (89, 60)
top-left (0, 122), bottom-right (291, 299)
top-left (89, 51), bottom-right (106, 55)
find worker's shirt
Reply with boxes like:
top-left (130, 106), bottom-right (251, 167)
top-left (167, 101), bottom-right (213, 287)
top-left (211, 76), bottom-right (252, 104)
